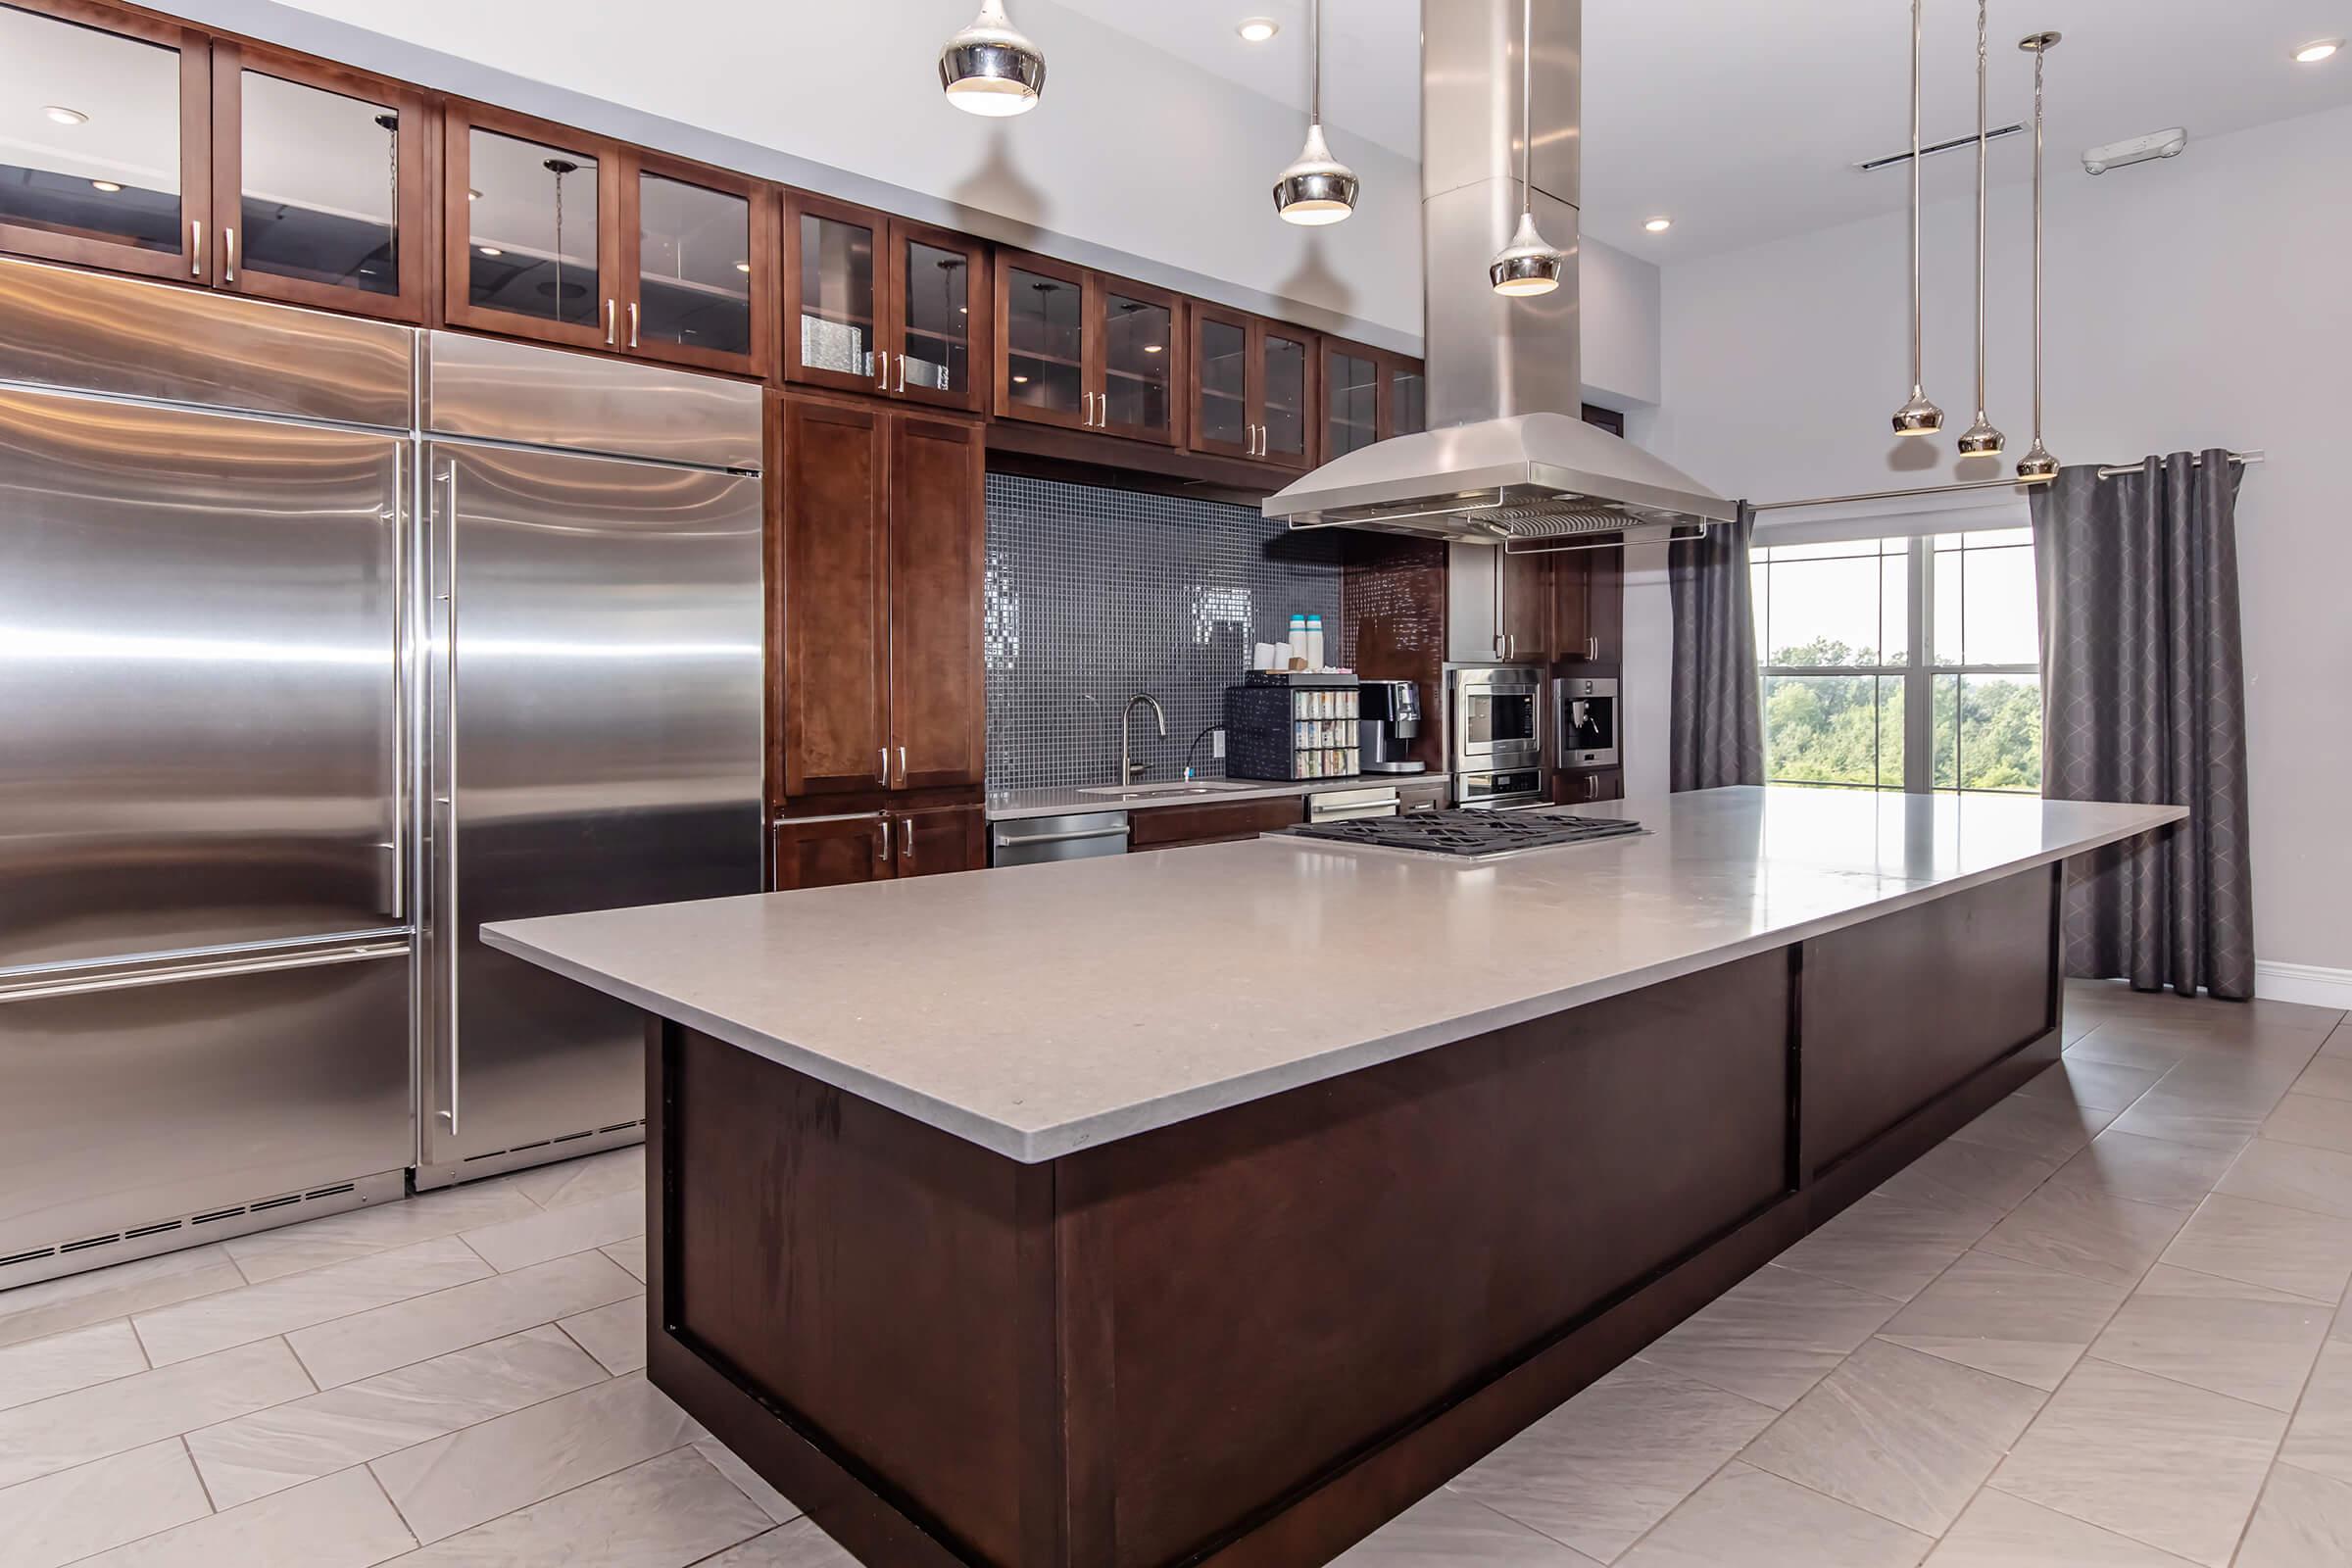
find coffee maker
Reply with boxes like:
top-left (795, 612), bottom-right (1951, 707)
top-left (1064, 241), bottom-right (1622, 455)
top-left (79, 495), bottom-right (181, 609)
top-left (1357, 680), bottom-right (1427, 773)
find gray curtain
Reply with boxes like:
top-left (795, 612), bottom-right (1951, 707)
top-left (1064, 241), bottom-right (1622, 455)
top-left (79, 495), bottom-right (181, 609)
top-left (1669, 503), bottom-right (1765, 791)
top-left (2032, 451), bottom-right (2255, 999)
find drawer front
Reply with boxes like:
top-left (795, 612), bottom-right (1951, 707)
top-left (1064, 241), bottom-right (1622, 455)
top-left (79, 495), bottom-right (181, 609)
top-left (1128, 796), bottom-right (1305, 851)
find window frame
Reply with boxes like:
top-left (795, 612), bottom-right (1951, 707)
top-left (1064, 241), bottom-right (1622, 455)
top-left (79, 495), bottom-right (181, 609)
top-left (1754, 531), bottom-right (2041, 796)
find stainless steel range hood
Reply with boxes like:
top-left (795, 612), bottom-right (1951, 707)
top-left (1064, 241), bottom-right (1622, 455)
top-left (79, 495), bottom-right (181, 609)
top-left (1265, 0), bottom-right (1735, 545)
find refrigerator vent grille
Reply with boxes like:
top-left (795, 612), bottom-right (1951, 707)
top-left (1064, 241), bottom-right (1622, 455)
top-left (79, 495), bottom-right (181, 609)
top-left (0, 1183), bottom-right (365, 1276)
top-left (458, 1120), bottom-right (645, 1168)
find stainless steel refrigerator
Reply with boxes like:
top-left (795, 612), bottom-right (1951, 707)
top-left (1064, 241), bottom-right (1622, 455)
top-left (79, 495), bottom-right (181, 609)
top-left (0, 259), bottom-right (764, 1281)
top-left (414, 332), bottom-right (763, 1187)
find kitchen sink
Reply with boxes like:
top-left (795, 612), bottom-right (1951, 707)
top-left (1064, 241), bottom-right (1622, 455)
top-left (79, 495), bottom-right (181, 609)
top-left (1077, 781), bottom-right (1262, 799)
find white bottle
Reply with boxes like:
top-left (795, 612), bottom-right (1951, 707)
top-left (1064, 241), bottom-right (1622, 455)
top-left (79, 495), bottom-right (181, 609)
top-left (1288, 614), bottom-right (1307, 669)
top-left (1305, 614), bottom-right (1325, 671)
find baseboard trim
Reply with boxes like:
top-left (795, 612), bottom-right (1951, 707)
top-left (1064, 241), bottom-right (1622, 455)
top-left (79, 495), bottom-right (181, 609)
top-left (2257, 960), bottom-right (2352, 1011)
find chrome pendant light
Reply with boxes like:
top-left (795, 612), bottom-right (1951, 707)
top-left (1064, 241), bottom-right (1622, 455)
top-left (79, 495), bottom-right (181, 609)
top-left (1274, 0), bottom-right (1358, 224)
top-left (940, 0), bottom-right (1046, 118)
top-left (1956, 0), bottom-right (2006, 457)
top-left (1489, 0), bottom-right (1563, 295)
top-left (2015, 30), bottom-right (2062, 478)
top-left (1891, 0), bottom-right (1943, 436)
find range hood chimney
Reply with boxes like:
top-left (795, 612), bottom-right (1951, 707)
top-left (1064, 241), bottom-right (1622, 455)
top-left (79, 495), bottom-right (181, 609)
top-left (1264, 0), bottom-right (1734, 545)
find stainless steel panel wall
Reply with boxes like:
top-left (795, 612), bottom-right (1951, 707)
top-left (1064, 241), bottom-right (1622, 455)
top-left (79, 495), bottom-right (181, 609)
top-left (0, 943), bottom-right (412, 1257)
top-left (0, 257), bottom-right (414, 429)
top-left (422, 441), bottom-right (762, 1166)
top-left (422, 332), bottom-right (762, 472)
top-left (0, 389), bottom-right (405, 970)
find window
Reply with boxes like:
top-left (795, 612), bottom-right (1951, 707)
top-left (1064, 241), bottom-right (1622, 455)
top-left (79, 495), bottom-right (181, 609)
top-left (1752, 528), bottom-right (2040, 795)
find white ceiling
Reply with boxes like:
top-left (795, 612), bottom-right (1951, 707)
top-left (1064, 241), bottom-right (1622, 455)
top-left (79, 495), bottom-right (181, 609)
top-left (1069, 0), bottom-right (2352, 258)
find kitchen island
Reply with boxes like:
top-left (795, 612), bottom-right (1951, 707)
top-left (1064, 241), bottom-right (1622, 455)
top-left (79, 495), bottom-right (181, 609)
top-left (485, 786), bottom-right (2181, 1568)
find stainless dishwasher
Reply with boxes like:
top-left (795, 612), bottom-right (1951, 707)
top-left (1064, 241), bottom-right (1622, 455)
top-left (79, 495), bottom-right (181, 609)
top-left (991, 810), bottom-right (1132, 866)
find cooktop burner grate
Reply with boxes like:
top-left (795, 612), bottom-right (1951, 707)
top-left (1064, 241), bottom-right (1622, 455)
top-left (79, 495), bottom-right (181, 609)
top-left (1286, 809), bottom-right (1644, 858)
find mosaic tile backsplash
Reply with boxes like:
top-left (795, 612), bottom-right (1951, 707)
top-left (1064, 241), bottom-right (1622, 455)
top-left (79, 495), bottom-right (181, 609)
top-left (985, 473), bottom-right (1346, 793)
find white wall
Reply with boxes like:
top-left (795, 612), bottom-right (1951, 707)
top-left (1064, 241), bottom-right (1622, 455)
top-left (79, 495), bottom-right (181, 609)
top-left (1637, 105), bottom-right (2352, 979)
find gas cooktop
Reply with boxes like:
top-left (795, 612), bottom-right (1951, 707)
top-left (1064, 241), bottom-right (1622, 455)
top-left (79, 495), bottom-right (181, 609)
top-left (1282, 809), bottom-right (1644, 860)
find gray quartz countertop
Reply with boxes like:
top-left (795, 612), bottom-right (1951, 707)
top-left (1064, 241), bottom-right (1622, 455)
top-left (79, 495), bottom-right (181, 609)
top-left (484, 786), bottom-right (2182, 1165)
top-left (985, 776), bottom-right (1436, 821)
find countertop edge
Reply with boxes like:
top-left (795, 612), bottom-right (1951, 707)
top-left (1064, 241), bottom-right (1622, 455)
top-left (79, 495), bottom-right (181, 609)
top-left (984, 775), bottom-right (1440, 822)
top-left (483, 802), bottom-right (2181, 1165)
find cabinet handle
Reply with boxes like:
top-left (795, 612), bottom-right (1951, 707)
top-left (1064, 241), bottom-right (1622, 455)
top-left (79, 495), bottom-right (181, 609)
top-left (1083, 390), bottom-right (1095, 425)
top-left (189, 220), bottom-right (202, 277)
top-left (605, 299), bottom-right (617, 347)
top-left (876, 748), bottom-right (889, 784)
top-left (222, 226), bottom-right (237, 282)
top-left (900, 814), bottom-right (914, 863)
top-left (895, 745), bottom-right (907, 788)
top-left (875, 817), bottom-right (892, 864)
top-left (896, 354), bottom-right (907, 394)
top-left (877, 351), bottom-right (891, 392)
top-left (627, 301), bottom-right (639, 350)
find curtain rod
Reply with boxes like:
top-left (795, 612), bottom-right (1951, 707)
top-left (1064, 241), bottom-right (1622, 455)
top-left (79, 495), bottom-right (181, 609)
top-left (1752, 450), bottom-right (2264, 512)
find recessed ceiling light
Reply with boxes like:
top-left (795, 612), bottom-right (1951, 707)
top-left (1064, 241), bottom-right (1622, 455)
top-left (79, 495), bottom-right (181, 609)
top-left (478, 246), bottom-right (504, 257)
top-left (734, 261), bottom-right (751, 272)
top-left (1643, 217), bottom-right (1672, 232)
top-left (2294, 37), bottom-right (2342, 63)
top-left (44, 105), bottom-right (88, 126)
top-left (1011, 373), bottom-right (1030, 384)
top-left (1237, 17), bottom-right (1279, 43)
top-left (1143, 343), bottom-right (1164, 353)
top-left (90, 179), bottom-right (121, 193)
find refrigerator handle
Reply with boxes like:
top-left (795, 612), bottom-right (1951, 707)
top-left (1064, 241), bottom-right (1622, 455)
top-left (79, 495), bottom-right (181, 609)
top-left (385, 445), bottom-right (407, 924)
top-left (436, 459), bottom-right (461, 1138)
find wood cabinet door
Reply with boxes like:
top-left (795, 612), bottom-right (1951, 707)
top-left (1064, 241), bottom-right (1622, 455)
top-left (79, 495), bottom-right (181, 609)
top-left (210, 43), bottom-right (429, 321)
top-left (781, 190), bottom-right (884, 397)
top-left (1187, 302), bottom-right (1254, 461)
top-left (892, 805), bottom-right (985, 878)
top-left (1556, 545), bottom-right (1624, 664)
top-left (885, 219), bottom-right (986, 413)
top-left (1499, 547), bottom-right (1554, 662)
top-left (1321, 338), bottom-right (1383, 460)
top-left (1556, 768), bottom-right (1625, 806)
top-left (884, 412), bottom-right (986, 791)
top-left (772, 813), bottom-right (889, 890)
top-left (1554, 550), bottom-right (1592, 662)
top-left (779, 394), bottom-right (892, 796)
top-left (1255, 318), bottom-right (1316, 470)
top-left (993, 250), bottom-right (1091, 431)
top-left (443, 102), bottom-right (622, 352)
top-left (1094, 274), bottom-right (1181, 444)
top-left (0, 0), bottom-right (211, 284)
top-left (619, 149), bottom-right (771, 377)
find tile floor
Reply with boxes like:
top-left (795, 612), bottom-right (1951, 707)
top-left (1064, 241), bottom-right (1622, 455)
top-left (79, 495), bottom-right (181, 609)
top-left (1, 980), bottom-right (2347, 1567)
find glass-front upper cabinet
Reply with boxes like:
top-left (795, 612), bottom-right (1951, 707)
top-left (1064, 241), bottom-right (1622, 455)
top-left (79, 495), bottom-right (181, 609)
top-left (996, 253), bottom-right (1087, 430)
top-left (1392, 358), bottom-right (1426, 436)
top-left (1097, 283), bottom-right (1177, 442)
top-left (786, 194), bottom-right (981, 408)
top-left (212, 45), bottom-right (427, 319)
top-left (0, 1), bottom-right (209, 282)
top-left (626, 152), bottom-right (769, 376)
top-left (1321, 340), bottom-right (1426, 455)
top-left (444, 105), bottom-right (619, 352)
top-left (1189, 306), bottom-right (1318, 469)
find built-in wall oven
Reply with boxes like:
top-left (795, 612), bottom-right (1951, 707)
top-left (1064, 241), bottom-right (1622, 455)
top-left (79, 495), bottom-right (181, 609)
top-left (1558, 676), bottom-right (1621, 768)
top-left (1447, 664), bottom-right (1545, 808)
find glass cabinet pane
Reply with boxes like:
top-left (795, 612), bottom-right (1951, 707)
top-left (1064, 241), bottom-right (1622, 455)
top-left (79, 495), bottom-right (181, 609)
top-left (239, 72), bottom-right (400, 296)
top-left (1392, 364), bottom-right (1426, 436)
top-left (1327, 351), bottom-right (1377, 457)
top-left (900, 238), bottom-right (971, 397)
top-left (1197, 317), bottom-right (1248, 448)
top-left (797, 211), bottom-right (874, 379)
top-left (1004, 266), bottom-right (1083, 418)
top-left (637, 173), bottom-right (750, 356)
top-left (1101, 291), bottom-right (1171, 434)
top-left (0, 6), bottom-right (183, 256)
top-left (466, 129), bottom-right (600, 327)
top-left (1262, 331), bottom-right (1308, 460)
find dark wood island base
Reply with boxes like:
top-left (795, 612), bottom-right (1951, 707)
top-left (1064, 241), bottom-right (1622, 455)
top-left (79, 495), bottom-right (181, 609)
top-left (643, 866), bottom-right (2062, 1568)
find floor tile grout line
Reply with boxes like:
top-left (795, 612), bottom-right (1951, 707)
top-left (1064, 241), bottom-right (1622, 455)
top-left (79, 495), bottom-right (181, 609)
top-left (683, 1440), bottom-right (808, 1540)
top-left (360, 1459), bottom-right (422, 1557)
top-left (388, 1438), bottom-right (728, 1553)
top-left (2147, 1251), bottom-right (2352, 1310)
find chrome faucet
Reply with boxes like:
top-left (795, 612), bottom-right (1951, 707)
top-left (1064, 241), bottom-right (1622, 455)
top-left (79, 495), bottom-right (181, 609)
top-left (1120, 694), bottom-right (1167, 784)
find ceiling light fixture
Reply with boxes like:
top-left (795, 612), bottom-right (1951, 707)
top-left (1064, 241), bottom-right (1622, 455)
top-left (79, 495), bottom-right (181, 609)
top-left (940, 0), bottom-right (1045, 118)
top-left (90, 179), bottom-right (121, 193)
top-left (1237, 17), bottom-right (1279, 43)
top-left (1643, 217), bottom-right (1671, 232)
top-left (2294, 37), bottom-right (2341, 64)
top-left (1956, 0), bottom-right (2005, 458)
top-left (1273, 0), bottom-right (1357, 225)
top-left (2015, 31), bottom-right (2062, 479)
top-left (43, 105), bottom-right (88, 126)
top-left (1890, 0), bottom-right (1943, 436)
top-left (1489, 0), bottom-right (1563, 295)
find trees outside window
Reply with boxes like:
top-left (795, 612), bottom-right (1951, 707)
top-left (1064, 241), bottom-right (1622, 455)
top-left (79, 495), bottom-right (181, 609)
top-left (1752, 528), bottom-right (2040, 795)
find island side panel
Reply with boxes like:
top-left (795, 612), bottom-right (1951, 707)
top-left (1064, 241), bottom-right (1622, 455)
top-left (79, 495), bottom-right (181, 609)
top-left (1057, 949), bottom-right (1793, 1568)
top-left (653, 1021), bottom-right (1059, 1568)
top-left (1797, 865), bottom-right (2060, 1181)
